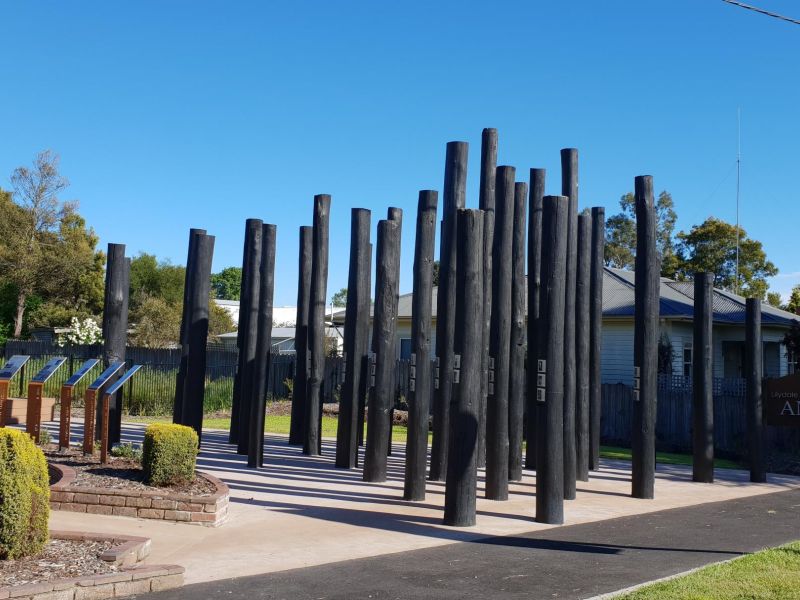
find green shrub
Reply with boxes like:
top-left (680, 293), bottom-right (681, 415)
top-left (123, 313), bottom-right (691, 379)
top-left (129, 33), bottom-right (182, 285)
top-left (0, 429), bottom-right (49, 559)
top-left (110, 442), bottom-right (142, 462)
top-left (142, 424), bottom-right (198, 486)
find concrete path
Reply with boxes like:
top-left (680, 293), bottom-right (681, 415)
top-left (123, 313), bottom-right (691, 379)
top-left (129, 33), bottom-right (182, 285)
top-left (141, 488), bottom-right (800, 599)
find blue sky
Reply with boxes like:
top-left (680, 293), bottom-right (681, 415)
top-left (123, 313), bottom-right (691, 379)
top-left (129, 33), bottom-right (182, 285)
top-left (1, 1), bottom-right (798, 305)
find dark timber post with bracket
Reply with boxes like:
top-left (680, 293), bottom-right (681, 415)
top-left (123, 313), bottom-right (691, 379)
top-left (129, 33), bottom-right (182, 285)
top-left (305, 195), bottom-right (330, 456)
top-left (746, 298), bottom-right (766, 483)
top-left (386, 207), bottom-right (402, 457)
top-left (477, 127), bottom-right (497, 469)
top-left (536, 195), bottom-right (569, 524)
top-left (575, 213), bottom-right (591, 482)
top-left (289, 226), bottom-right (313, 446)
top-left (589, 207), bottom-right (605, 471)
top-left (526, 168), bottom-right (545, 470)
top-left (404, 191), bottom-right (438, 500)
top-left (508, 181), bottom-right (527, 482)
top-left (430, 141), bottom-right (468, 482)
top-left (632, 175), bottom-right (659, 499)
top-left (486, 165), bottom-right (515, 500)
top-left (336, 209), bottom-right (371, 468)
top-left (356, 242), bottom-right (373, 453)
top-left (692, 272), bottom-right (714, 483)
top-left (444, 209), bottom-right (483, 526)
top-left (364, 219), bottom-right (401, 482)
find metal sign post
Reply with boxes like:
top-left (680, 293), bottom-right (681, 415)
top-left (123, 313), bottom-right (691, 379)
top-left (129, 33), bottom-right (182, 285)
top-left (99, 365), bottom-right (141, 464)
top-left (0, 355), bottom-right (30, 428)
top-left (83, 361), bottom-right (126, 455)
top-left (26, 357), bottom-right (67, 444)
top-left (58, 359), bottom-right (99, 451)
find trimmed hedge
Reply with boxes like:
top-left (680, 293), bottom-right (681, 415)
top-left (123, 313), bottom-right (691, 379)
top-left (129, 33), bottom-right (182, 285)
top-left (142, 423), bottom-right (198, 487)
top-left (0, 429), bottom-right (49, 559)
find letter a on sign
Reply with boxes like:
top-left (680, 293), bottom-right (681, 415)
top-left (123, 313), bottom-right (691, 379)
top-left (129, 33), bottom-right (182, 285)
top-left (782, 401), bottom-right (796, 416)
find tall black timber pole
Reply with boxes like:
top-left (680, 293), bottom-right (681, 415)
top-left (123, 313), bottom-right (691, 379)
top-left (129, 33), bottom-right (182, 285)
top-left (508, 181), bottom-right (527, 481)
top-left (100, 243), bottom-right (130, 447)
top-left (526, 168), bottom-right (545, 470)
top-left (478, 128), bottom-right (497, 469)
top-left (237, 221), bottom-right (263, 455)
top-left (364, 219), bottom-right (401, 482)
top-left (386, 207), bottom-right (403, 457)
top-left (444, 209), bottom-right (484, 526)
top-left (746, 298), bottom-right (766, 483)
top-left (289, 226), bottom-right (312, 446)
top-left (336, 209), bottom-right (371, 469)
top-left (575, 214), bottom-right (591, 481)
top-left (305, 195), bottom-right (330, 456)
top-left (174, 229), bottom-right (205, 425)
top-left (430, 141), bottom-right (468, 482)
top-left (692, 272), bottom-right (714, 483)
top-left (486, 165), bottom-right (515, 500)
top-left (632, 175), bottom-right (659, 499)
top-left (230, 220), bottom-right (261, 447)
top-left (404, 191), bottom-right (438, 500)
top-left (536, 196), bottom-right (569, 524)
top-left (183, 232), bottom-right (215, 444)
top-left (356, 241), bottom-right (373, 452)
top-left (248, 224), bottom-right (276, 468)
top-left (589, 207), bottom-right (605, 471)
top-left (561, 148), bottom-right (578, 500)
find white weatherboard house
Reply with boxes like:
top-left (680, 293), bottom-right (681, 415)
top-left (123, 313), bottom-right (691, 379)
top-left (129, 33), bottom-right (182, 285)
top-left (330, 267), bottom-right (798, 383)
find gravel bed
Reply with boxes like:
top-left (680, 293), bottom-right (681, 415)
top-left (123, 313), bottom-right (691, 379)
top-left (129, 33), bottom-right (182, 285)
top-left (0, 538), bottom-right (117, 587)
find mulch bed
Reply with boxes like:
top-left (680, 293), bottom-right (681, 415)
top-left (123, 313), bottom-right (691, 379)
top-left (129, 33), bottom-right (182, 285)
top-left (45, 448), bottom-right (216, 497)
top-left (0, 539), bottom-right (117, 587)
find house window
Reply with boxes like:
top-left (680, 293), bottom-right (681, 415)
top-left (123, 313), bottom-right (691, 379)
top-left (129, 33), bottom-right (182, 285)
top-left (683, 344), bottom-right (692, 378)
top-left (400, 338), bottom-right (412, 360)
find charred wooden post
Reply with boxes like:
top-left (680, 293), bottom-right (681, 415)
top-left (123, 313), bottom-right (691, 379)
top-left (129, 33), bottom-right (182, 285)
top-left (404, 191), bottom-right (438, 500)
top-left (444, 209), bottom-right (483, 526)
top-left (305, 195), bottom-right (331, 456)
top-left (508, 181), bottom-right (527, 481)
top-left (632, 175), bottom-right (659, 499)
top-left (589, 207), bottom-right (605, 471)
top-left (248, 224), bottom-right (276, 468)
top-left (364, 219), bottom-right (401, 482)
top-left (230, 220), bottom-right (261, 446)
top-left (486, 165), bottom-right (515, 500)
top-left (575, 213), bottom-right (591, 481)
top-left (356, 241), bottom-right (374, 453)
top-left (237, 221), bottom-right (263, 455)
top-left (289, 226), bottom-right (313, 446)
top-left (536, 195), bottom-right (569, 524)
top-left (692, 272), bottom-right (714, 483)
top-left (99, 243), bottom-right (130, 448)
top-left (478, 127), bottom-right (497, 469)
top-left (386, 207), bottom-right (402, 457)
top-left (561, 148), bottom-right (578, 500)
top-left (746, 298), bottom-right (766, 483)
top-left (336, 209), bottom-right (372, 469)
top-left (430, 141), bottom-right (468, 481)
top-left (525, 168), bottom-right (545, 470)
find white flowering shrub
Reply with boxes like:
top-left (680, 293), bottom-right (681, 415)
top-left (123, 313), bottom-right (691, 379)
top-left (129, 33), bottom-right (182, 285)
top-left (57, 317), bottom-right (103, 346)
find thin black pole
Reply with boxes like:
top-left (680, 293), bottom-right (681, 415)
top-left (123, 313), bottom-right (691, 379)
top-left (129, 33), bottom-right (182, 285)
top-left (575, 213), bottom-right (591, 482)
top-left (589, 207), bottom-right (605, 471)
top-left (248, 224), bottom-right (276, 468)
top-left (486, 165), bottom-right (515, 500)
top-left (692, 272), bottom-right (714, 483)
top-left (230, 221), bottom-right (258, 445)
top-left (478, 127), bottom-right (497, 469)
top-left (184, 233), bottom-right (215, 445)
top-left (431, 141), bottom-right (468, 481)
top-left (561, 148), bottom-right (578, 500)
top-left (444, 209), bottom-right (483, 526)
top-left (237, 220), bottom-right (263, 455)
top-left (632, 175), bottom-right (659, 499)
top-left (745, 298), bottom-right (766, 483)
top-left (536, 196), bottom-right (569, 524)
top-left (364, 219), bottom-right (401, 482)
top-left (289, 226), bottom-right (312, 446)
top-left (305, 195), bottom-right (330, 456)
top-left (386, 207), bottom-right (402, 457)
top-left (336, 209), bottom-right (371, 469)
top-left (508, 181), bottom-right (527, 482)
top-left (356, 242), bottom-right (373, 452)
top-left (526, 168), bottom-right (545, 470)
top-left (404, 191), bottom-right (438, 501)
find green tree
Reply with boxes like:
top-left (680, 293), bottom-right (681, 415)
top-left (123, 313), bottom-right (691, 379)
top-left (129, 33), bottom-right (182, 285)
top-left (210, 267), bottom-right (242, 300)
top-left (129, 295), bottom-right (182, 348)
top-left (331, 288), bottom-right (348, 307)
top-left (673, 217), bottom-right (778, 299)
top-left (209, 301), bottom-right (235, 336)
top-left (766, 292), bottom-right (784, 309)
top-left (786, 285), bottom-right (800, 314)
top-left (432, 261), bottom-right (440, 287)
top-left (129, 253), bottom-right (185, 310)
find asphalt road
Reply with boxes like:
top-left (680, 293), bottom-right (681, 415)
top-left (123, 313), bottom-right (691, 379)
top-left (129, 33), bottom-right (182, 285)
top-left (141, 487), bottom-right (800, 600)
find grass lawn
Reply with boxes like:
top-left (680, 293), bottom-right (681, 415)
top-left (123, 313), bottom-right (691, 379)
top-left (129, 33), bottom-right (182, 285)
top-left (600, 445), bottom-right (742, 470)
top-left (615, 541), bottom-right (800, 599)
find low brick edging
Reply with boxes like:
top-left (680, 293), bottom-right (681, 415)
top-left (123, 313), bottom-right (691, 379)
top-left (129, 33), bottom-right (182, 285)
top-left (49, 464), bottom-right (229, 527)
top-left (0, 532), bottom-right (183, 600)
